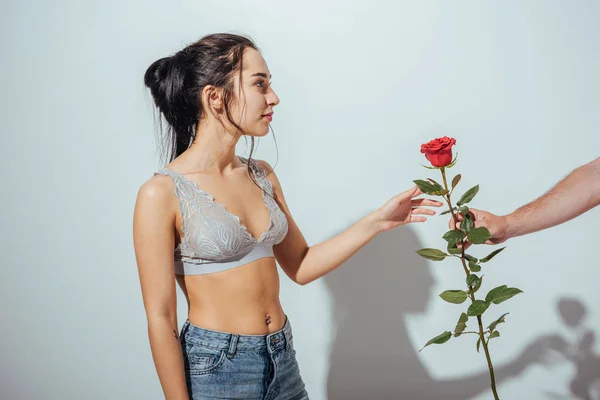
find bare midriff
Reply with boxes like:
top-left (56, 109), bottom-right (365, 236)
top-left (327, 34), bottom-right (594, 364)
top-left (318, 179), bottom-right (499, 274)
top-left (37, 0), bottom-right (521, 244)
top-left (175, 256), bottom-right (287, 335)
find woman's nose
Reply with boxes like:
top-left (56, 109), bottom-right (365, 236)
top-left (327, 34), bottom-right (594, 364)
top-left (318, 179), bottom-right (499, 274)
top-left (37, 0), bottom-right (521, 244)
top-left (267, 89), bottom-right (280, 106)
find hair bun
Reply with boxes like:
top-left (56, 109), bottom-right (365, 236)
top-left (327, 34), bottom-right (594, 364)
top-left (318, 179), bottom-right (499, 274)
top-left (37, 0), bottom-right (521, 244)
top-left (143, 57), bottom-right (173, 100)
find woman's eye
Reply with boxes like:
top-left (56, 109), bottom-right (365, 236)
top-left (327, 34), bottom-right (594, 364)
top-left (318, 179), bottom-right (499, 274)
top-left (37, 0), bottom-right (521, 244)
top-left (255, 81), bottom-right (264, 88)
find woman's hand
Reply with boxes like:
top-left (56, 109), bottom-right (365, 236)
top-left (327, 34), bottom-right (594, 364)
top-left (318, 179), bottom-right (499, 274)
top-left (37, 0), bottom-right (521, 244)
top-left (374, 186), bottom-right (443, 233)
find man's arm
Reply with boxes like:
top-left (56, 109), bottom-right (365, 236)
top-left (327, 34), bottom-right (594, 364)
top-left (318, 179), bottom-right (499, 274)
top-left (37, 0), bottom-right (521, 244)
top-left (451, 157), bottom-right (600, 244)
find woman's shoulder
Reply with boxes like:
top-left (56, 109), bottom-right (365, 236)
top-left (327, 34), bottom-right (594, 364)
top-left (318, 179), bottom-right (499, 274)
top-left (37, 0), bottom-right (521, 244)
top-left (136, 171), bottom-right (177, 208)
top-left (252, 158), bottom-right (283, 194)
top-left (245, 158), bottom-right (272, 177)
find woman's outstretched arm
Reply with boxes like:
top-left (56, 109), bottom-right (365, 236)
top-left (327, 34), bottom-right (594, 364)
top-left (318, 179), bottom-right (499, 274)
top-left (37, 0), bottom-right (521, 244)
top-left (258, 160), bottom-right (442, 286)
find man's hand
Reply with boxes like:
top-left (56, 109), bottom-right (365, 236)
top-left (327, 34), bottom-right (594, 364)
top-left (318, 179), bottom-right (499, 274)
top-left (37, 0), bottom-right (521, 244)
top-left (448, 209), bottom-right (510, 250)
top-left (446, 157), bottom-right (599, 250)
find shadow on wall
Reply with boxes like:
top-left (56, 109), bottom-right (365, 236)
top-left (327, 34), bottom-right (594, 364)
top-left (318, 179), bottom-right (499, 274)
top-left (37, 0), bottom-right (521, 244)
top-left (322, 225), bottom-right (572, 400)
top-left (544, 298), bottom-right (600, 400)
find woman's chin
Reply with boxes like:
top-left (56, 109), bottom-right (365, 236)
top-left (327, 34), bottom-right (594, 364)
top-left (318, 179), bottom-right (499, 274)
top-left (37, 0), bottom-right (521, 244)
top-left (251, 128), bottom-right (270, 137)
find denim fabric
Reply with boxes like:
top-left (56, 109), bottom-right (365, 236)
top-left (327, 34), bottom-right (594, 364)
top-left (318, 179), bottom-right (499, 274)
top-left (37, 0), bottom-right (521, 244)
top-left (180, 316), bottom-right (309, 400)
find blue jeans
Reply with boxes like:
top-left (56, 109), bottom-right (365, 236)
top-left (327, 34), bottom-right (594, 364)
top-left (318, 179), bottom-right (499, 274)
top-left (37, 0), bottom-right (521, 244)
top-left (180, 315), bottom-right (309, 400)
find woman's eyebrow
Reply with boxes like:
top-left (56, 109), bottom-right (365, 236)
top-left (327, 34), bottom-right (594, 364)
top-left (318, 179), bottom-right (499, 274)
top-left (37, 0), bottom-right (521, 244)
top-left (250, 72), bottom-right (272, 79)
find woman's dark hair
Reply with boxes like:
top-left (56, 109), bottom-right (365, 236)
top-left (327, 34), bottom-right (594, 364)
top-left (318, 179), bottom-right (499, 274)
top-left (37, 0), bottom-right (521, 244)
top-left (144, 33), bottom-right (276, 191)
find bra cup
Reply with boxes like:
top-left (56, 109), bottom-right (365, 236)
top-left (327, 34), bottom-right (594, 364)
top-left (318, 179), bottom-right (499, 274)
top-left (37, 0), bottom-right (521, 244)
top-left (154, 157), bottom-right (289, 268)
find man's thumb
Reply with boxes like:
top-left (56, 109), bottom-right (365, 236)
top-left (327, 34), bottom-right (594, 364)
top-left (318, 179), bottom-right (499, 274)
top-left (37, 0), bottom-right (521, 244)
top-left (469, 209), bottom-right (488, 229)
top-left (469, 208), bottom-right (483, 219)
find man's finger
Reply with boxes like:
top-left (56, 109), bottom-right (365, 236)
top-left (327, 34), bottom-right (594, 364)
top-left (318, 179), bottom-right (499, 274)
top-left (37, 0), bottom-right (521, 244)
top-left (458, 241), bottom-right (473, 251)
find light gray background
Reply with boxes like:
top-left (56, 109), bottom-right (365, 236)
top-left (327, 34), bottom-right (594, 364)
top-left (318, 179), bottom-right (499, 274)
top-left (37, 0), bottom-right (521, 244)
top-left (2, 1), bottom-right (599, 399)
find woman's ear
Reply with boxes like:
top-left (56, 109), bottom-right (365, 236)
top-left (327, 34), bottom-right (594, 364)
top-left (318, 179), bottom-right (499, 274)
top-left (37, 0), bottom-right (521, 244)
top-left (202, 85), bottom-right (223, 111)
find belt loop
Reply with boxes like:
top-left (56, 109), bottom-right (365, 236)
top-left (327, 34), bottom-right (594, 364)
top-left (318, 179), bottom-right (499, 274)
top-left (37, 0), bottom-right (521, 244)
top-left (227, 334), bottom-right (239, 359)
top-left (180, 320), bottom-right (190, 341)
top-left (283, 316), bottom-right (291, 351)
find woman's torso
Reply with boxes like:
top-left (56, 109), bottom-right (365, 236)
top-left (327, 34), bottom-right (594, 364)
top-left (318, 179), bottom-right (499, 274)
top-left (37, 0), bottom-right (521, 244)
top-left (175, 259), bottom-right (286, 334)
top-left (161, 156), bottom-right (288, 334)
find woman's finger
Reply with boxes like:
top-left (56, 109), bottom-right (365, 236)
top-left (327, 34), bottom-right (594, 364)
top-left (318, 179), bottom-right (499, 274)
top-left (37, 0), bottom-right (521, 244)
top-left (412, 208), bottom-right (437, 216)
top-left (395, 186), bottom-right (422, 202)
top-left (411, 187), bottom-right (424, 198)
top-left (412, 198), bottom-right (444, 207)
top-left (409, 216), bottom-right (427, 223)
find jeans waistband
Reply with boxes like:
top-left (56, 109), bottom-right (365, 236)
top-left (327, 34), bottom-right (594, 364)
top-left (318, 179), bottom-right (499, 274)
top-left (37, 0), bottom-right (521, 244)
top-left (180, 315), bottom-right (293, 355)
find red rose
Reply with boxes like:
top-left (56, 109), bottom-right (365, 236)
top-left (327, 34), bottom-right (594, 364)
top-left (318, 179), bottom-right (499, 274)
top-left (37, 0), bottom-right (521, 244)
top-left (420, 136), bottom-right (457, 167)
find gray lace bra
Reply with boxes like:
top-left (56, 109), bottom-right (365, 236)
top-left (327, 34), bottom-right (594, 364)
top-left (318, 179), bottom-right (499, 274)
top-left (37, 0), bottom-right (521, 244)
top-left (154, 156), bottom-right (288, 275)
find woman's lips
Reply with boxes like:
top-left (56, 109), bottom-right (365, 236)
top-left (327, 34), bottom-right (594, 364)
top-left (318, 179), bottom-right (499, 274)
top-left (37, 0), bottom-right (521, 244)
top-left (262, 112), bottom-right (273, 122)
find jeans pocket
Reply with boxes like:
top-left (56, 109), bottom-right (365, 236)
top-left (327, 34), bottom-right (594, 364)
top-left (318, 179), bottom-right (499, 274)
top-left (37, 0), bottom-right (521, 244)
top-left (184, 342), bottom-right (227, 375)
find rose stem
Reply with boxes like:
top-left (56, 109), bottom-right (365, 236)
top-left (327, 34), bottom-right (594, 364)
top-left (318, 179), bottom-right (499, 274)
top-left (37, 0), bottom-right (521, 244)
top-left (440, 167), bottom-right (500, 400)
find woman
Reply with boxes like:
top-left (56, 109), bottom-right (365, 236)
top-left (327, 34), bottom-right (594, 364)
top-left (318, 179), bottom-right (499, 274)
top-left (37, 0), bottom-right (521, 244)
top-left (133, 33), bottom-right (442, 400)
